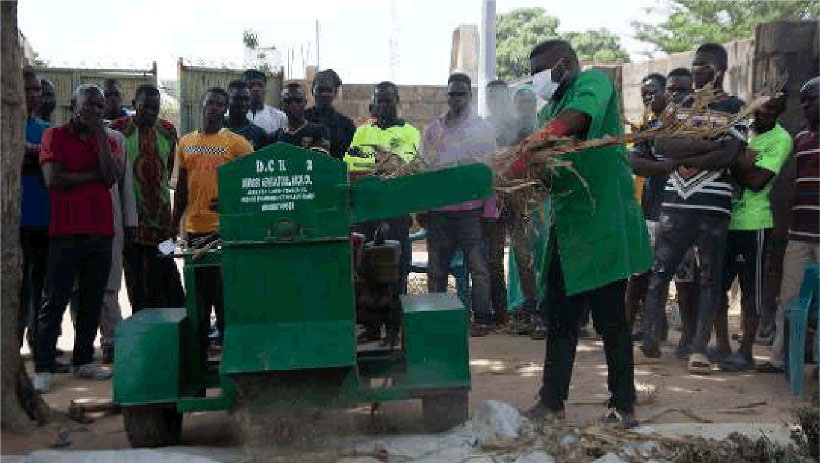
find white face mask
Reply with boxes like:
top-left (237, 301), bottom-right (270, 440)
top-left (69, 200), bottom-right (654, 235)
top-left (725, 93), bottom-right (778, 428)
top-left (532, 68), bottom-right (559, 101)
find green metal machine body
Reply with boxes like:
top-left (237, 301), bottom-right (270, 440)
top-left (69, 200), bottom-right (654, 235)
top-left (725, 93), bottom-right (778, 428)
top-left (113, 143), bottom-right (493, 446)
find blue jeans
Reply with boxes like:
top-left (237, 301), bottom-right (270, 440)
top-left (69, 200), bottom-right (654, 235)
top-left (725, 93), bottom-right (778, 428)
top-left (35, 235), bottom-right (112, 372)
top-left (19, 228), bottom-right (48, 347)
top-left (427, 210), bottom-right (491, 323)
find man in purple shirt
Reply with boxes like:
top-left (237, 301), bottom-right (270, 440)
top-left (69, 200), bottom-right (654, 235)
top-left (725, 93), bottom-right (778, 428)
top-left (421, 73), bottom-right (497, 336)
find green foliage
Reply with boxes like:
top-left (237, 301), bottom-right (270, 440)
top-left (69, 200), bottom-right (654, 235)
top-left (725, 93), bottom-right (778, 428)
top-left (497, 8), bottom-right (559, 80)
top-left (565, 29), bottom-right (631, 64)
top-left (633, 0), bottom-right (820, 55)
top-left (496, 8), bottom-right (630, 81)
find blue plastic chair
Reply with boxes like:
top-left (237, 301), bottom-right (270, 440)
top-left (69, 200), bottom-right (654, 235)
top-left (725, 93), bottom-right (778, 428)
top-left (784, 263), bottom-right (819, 396)
top-left (408, 228), bottom-right (470, 309)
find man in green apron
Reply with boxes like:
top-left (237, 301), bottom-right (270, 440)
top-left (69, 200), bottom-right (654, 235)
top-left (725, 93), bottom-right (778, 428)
top-left (506, 40), bottom-right (652, 427)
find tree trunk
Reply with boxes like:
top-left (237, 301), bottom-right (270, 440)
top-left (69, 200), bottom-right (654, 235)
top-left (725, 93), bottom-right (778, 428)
top-left (1, 0), bottom-right (54, 432)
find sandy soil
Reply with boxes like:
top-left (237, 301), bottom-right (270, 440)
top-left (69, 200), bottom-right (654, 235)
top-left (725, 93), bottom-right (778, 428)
top-left (3, 247), bottom-right (816, 455)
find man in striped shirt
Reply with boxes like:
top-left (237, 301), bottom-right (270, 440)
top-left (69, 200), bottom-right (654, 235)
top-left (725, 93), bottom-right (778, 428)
top-left (631, 69), bottom-right (702, 360)
top-left (759, 76), bottom-right (819, 373)
top-left (638, 44), bottom-right (745, 374)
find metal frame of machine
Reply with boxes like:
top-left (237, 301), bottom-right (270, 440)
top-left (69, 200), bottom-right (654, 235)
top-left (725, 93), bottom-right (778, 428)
top-left (113, 143), bottom-right (494, 447)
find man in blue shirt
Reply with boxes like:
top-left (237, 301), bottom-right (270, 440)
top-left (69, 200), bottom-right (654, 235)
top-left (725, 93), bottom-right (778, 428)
top-left (20, 68), bottom-right (51, 348)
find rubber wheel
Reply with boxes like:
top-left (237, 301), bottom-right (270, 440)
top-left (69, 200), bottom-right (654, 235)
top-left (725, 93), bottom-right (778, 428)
top-left (422, 389), bottom-right (468, 433)
top-left (123, 405), bottom-right (183, 448)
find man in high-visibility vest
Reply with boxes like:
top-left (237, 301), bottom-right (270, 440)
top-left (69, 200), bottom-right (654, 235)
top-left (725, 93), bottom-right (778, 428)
top-left (344, 82), bottom-right (419, 173)
top-left (345, 82), bottom-right (420, 342)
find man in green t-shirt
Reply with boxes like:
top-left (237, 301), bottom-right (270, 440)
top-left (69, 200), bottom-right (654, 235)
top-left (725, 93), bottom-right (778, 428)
top-left (714, 95), bottom-right (791, 371)
top-left (506, 40), bottom-right (652, 427)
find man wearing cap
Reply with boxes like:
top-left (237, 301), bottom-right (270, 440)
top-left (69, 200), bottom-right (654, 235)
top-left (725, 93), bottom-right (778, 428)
top-left (242, 69), bottom-right (288, 136)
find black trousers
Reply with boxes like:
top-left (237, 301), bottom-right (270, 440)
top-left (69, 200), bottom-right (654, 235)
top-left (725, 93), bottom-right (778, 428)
top-left (123, 242), bottom-right (186, 311)
top-left (719, 229), bottom-right (769, 321)
top-left (19, 228), bottom-right (48, 347)
top-left (644, 210), bottom-right (729, 354)
top-left (482, 218), bottom-right (508, 316)
top-left (538, 248), bottom-right (636, 411)
top-left (35, 235), bottom-right (112, 372)
top-left (188, 233), bottom-right (224, 356)
top-left (715, 228), bottom-right (769, 351)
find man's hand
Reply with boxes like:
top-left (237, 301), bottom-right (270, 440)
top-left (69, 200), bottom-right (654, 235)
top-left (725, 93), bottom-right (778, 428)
top-left (522, 131), bottom-right (564, 153)
top-left (23, 143), bottom-right (41, 170)
top-left (505, 143), bottom-right (534, 179)
top-left (736, 148), bottom-right (757, 171)
top-left (124, 226), bottom-right (137, 244)
top-left (659, 159), bottom-right (680, 171)
top-left (25, 142), bottom-right (41, 154)
top-left (677, 166), bottom-right (701, 177)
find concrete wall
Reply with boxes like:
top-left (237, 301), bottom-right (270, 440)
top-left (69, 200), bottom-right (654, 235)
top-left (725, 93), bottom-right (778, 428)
top-left (620, 38), bottom-right (755, 125)
top-left (450, 25), bottom-right (479, 83)
top-left (289, 24), bottom-right (479, 132)
top-left (293, 76), bottom-right (476, 132)
top-left (753, 20), bottom-right (819, 134)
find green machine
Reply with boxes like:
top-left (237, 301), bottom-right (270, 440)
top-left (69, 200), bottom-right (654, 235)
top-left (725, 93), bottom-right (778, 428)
top-left (113, 143), bottom-right (494, 447)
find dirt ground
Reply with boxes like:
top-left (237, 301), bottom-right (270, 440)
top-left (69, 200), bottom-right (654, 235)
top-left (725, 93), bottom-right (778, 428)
top-left (3, 248), bottom-right (817, 456)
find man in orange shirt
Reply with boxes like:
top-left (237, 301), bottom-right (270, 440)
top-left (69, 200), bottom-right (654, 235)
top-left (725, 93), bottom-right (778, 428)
top-left (173, 87), bottom-right (253, 352)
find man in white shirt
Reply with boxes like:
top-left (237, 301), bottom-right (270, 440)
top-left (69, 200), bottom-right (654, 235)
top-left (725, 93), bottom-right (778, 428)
top-left (242, 69), bottom-right (288, 135)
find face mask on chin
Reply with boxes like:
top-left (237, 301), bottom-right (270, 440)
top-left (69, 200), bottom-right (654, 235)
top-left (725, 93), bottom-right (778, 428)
top-left (532, 68), bottom-right (560, 101)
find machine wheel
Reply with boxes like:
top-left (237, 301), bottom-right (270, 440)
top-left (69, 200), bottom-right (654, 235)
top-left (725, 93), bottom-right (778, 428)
top-left (123, 405), bottom-right (183, 448)
top-left (422, 389), bottom-right (468, 433)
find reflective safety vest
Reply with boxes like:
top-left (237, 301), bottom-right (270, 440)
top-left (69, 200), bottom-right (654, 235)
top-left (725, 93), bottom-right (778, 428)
top-left (343, 122), bottom-right (421, 172)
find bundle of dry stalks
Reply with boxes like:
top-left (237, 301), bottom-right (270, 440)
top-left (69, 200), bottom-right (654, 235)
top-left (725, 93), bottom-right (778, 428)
top-left (488, 78), bottom-right (786, 216)
top-left (493, 78), bottom-right (786, 181)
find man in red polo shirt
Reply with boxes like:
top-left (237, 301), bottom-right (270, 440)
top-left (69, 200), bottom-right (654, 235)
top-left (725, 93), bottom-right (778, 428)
top-left (33, 84), bottom-right (124, 393)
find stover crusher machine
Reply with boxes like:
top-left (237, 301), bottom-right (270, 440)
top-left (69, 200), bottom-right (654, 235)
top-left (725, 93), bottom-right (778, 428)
top-left (112, 142), bottom-right (494, 447)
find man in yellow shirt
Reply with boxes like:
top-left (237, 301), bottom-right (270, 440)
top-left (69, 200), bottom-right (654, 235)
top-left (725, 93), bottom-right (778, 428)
top-left (173, 87), bottom-right (253, 352)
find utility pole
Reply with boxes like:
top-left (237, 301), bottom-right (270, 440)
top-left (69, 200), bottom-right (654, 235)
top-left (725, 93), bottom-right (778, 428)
top-left (315, 19), bottom-right (320, 69)
top-left (477, 0), bottom-right (496, 117)
top-left (389, 0), bottom-right (399, 82)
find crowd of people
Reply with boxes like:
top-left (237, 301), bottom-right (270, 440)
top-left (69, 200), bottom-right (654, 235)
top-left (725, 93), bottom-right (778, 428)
top-left (18, 37), bottom-right (818, 428)
top-left (627, 43), bottom-right (819, 382)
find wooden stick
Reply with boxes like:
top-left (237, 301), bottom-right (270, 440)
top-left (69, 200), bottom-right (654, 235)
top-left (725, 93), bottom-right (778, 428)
top-left (642, 407), bottom-right (712, 424)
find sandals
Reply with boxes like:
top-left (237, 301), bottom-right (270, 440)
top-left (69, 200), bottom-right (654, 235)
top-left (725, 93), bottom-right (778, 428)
top-left (688, 352), bottom-right (713, 374)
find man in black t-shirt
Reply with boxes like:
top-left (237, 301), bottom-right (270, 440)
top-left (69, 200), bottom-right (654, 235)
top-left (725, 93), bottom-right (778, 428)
top-left (305, 69), bottom-right (355, 160)
top-left (637, 44), bottom-right (746, 375)
top-left (272, 83), bottom-right (331, 155)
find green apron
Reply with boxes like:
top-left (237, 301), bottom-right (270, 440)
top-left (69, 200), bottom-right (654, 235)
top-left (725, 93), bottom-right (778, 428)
top-left (535, 69), bottom-right (652, 297)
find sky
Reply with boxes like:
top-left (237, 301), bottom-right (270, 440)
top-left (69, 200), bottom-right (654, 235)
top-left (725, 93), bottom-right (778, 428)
top-left (19, 0), bottom-right (664, 85)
